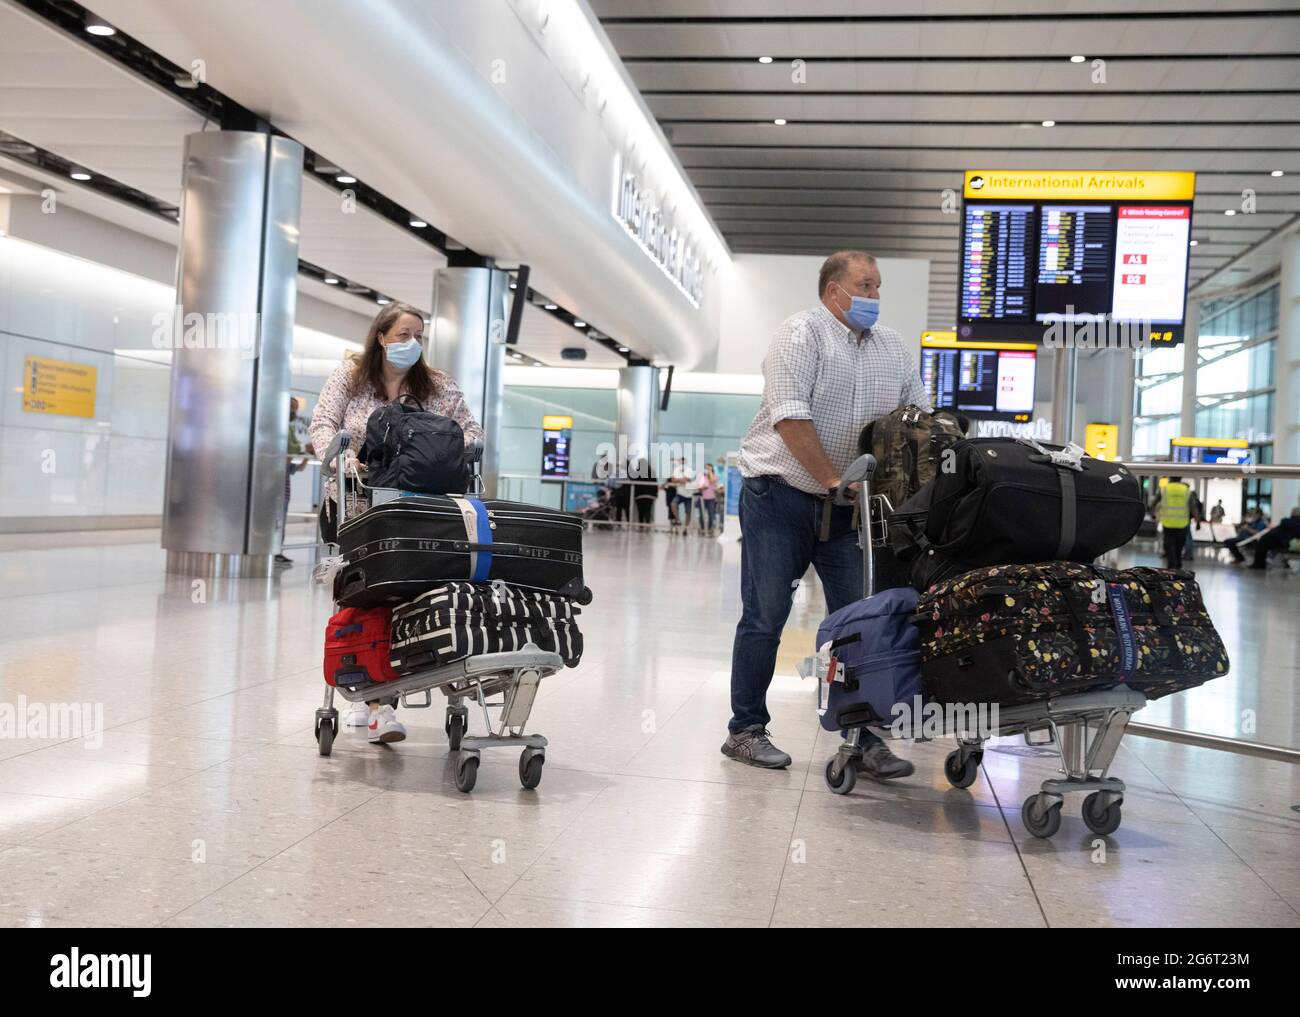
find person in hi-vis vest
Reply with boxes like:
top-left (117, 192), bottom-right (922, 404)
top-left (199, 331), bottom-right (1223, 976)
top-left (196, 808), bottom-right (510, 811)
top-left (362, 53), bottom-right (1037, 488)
top-left (1155, 476), bottom-right (1192, 571)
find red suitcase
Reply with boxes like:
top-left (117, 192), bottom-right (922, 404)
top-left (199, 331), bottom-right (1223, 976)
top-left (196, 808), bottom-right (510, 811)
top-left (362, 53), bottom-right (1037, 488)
top-left (324, 606), bottom-right (399, 691)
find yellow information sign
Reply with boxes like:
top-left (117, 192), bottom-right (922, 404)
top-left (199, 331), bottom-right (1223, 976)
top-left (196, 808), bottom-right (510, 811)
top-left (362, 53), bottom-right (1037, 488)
top-left (542, 415), bottom-right (573, 430)
top-left (1171, 436), bottom-right (1248, 449)
top-left (1085, 423), bottom-right (1119, 462)
top-left (921, 330), bottom-right (1038, 352)
top-left (22, 356), bottom-right (97, 418)
top-left (963, 170), bottom-right (1196, 202)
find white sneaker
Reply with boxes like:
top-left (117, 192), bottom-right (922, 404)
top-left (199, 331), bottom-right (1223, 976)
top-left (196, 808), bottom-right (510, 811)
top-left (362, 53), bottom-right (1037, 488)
top-left (368, 704), bottom-right (406, 744)
top-left (343, 702), bottom-right (370, 728)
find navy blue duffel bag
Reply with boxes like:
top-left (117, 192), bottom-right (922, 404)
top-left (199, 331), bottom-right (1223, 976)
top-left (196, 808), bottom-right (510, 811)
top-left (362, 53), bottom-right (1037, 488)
top-left (817, 587), bottom-right (921, 732)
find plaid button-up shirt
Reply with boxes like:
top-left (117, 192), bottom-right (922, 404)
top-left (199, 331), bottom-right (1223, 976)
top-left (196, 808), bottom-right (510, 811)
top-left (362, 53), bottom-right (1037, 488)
top-left (739, 304), bottom-right (930, 495)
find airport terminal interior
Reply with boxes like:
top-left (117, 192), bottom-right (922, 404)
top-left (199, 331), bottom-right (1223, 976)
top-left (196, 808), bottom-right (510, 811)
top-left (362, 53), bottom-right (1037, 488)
top-left (0, 0), bottom-right (1297, 930)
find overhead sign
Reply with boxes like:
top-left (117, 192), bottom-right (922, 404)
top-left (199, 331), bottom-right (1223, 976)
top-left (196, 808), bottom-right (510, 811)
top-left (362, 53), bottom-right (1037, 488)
top-left (22, 356), bottom-right (97, 418)
top-left (963, 170), bottom-right (1196, 202)
top-left (541, 415), bottom-right (573, 480)
top-left (613, 154), bottom-right (705, 307)
top-left (921, 331), bottom-right (1037, 351)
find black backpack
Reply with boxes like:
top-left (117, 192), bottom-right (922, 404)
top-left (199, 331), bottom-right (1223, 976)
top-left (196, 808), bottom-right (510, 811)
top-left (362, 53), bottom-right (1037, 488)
top-left (359, 397), bottom-right (470, 495)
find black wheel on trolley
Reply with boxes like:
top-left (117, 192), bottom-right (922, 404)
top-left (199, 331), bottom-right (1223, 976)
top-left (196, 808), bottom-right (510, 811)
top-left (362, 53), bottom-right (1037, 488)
top-left (1081, 792), bottom-right (1123, 835)
top-left (824, 757), bottom-right (856, 795)
top-left (1022, 794), bottom-right (1062, 838)
top-left (315, 714), bottom-right (337, 758)
top-left (519, 749), bottom-right (545, 790)
top-left (446, 713), bottom-right (466, 752)
top-left (455, 754), bottom-right (479, 793)
top-left (943, 749), bottom-right (982, 789)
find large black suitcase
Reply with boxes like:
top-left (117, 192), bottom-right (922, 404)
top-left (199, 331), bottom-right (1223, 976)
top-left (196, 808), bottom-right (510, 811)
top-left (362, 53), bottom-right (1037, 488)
top-left (914, 561), bottom-right (1229, 708)
top-left (389, 582), bottom-right (583, 672)
top-left (890, 438), bottom-right (1145, 591)
top-left (335, 495), bottom-right (587, 607)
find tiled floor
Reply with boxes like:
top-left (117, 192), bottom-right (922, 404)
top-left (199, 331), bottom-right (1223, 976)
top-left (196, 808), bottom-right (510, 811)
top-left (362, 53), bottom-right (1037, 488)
top-left (0, 526), bottom-right (1296, 927)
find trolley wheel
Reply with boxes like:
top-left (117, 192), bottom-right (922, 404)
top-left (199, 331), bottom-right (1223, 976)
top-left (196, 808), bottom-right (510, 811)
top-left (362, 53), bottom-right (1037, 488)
top-left (454, 754), bottom-right (479, 793)
top-left (1081, 792), bottom-right (1123, 836)
top-left (824, 757), bottom-right (857, 796)
top-left (1022, 794), bottom-right (1062, 839)
top-left (446, 713), bottom-right (466, 752)
top-left (519, 749), bottom-right (545, 790)
top-left (943, 749), bottom-right (982, 789)
top-left (316, 718), bottom-right (336, 758)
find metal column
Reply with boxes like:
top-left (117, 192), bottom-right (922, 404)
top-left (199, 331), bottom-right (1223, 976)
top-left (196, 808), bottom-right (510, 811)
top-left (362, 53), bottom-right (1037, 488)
top-left (1274, 231), bottom-right (1300, 513)
top-left (162, 130), bottom-right (303, 578)
top-left (616, 365), bottom-right (659, 465)
top-left (1050, 346), bottom-right (1079, 446)
top-left (429, 266), bottom-right (509, 498)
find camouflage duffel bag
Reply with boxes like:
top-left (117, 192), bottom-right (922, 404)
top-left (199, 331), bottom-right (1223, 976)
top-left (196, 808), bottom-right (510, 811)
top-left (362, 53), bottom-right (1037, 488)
top-left (914, 561), bottom-right (1229, 708)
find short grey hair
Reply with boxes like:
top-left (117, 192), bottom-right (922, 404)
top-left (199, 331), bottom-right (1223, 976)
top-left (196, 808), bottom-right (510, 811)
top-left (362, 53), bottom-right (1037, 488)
top-left (818, 250), bottom-right (877, 297)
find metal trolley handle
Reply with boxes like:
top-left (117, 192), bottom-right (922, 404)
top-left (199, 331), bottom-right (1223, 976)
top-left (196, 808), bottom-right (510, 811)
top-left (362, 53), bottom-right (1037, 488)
top-left (822, 453), bottom-right (877, 599)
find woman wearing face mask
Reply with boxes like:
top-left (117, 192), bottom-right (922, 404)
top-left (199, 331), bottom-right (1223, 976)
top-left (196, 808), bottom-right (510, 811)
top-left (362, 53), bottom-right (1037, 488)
top-left (310, 301), bottom-right (485, 743)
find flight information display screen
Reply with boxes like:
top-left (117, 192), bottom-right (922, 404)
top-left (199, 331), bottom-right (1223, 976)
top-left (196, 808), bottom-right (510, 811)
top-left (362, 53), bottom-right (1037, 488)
top-left (956, 171), bottom-right (1195, 343)
top-left (920, 344), bottom-right (1036, 421)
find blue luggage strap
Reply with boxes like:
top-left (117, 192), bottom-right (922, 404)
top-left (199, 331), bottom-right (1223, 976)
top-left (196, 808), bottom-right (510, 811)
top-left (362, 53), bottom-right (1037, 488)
top-left (467, 496), bottom-right (493, 582)
top-left (1105, 581), bottom-right (1137, 679)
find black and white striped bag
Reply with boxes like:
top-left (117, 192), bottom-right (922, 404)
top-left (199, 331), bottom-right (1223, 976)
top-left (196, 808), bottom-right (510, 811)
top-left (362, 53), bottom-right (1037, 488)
top-left (389, 581), bottom-right (583, 673)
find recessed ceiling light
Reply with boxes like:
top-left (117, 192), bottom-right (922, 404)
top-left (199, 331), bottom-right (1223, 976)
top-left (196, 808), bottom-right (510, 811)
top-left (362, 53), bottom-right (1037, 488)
top-left (544, 303), bottom-right (557, 310)
top-left (574, 321), bottom-right (586, 328)
top-left (758, 56), bottom-right (773, 64)
top-left (1070, 55), bottom-right (1086, 63)
top-left (85, 23), bottom-right (116, 36)
top-left (70, 171), bottom-right (92, 181)
top-left (377, 298), bottom-right (390, 305)
top-left (773, 118), bottom-right (787, 126)
top-left (617, 346), bottom-right (629, 353)
top-left (1041, 120), bottom-right (1056, 127)
top-left (1224, 209), bottom-right (1236, 216)
top-left (336, 175), bottom-right (356, 184)
top-left (409, 219), bottom-right (427, 228)
top-left (324, 276), bottom-right (340, 284)
top-left (1271, 170), bottom-right (1284, 177)
top-left (1189, 240), bottom-right (1198, 247)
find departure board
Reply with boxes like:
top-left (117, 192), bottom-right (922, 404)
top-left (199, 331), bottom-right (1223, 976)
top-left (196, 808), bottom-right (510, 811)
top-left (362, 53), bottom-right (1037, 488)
top-left (961, 204), bottom-right (1034, 322)
top-left (1034, 205), bottom-right (1114, 320)
top-left (955, 170), bottom-right (1196, 343)
top-left (920, 343), bottom-right (1036, 422)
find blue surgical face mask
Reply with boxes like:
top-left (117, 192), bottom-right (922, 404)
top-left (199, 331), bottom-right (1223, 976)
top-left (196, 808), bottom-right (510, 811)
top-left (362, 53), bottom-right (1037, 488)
top-left (384, 337), bottom-right (422, 370)
top-left (833, 284), bottom-right (880, 331)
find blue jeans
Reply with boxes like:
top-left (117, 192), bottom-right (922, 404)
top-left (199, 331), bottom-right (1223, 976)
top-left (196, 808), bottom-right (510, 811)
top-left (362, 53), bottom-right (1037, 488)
top-left (728, 475), bottom-right (881, 750)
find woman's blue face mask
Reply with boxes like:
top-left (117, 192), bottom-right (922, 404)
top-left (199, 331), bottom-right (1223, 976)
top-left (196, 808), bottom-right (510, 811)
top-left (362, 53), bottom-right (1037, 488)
top-left (384, 337), bottom-right (422, 370)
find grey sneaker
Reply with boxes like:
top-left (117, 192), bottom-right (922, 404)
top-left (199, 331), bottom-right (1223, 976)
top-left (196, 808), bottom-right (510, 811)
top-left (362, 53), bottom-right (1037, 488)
top-left (856, 742), bottom-right (915, 780)
top-left (721, 725), bottom-right (792, 769)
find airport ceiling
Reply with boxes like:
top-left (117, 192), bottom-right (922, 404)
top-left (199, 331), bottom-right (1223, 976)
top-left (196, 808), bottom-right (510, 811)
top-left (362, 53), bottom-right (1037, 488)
top-left (593, 0), bottom-right (1300, 327)
top-left (0, 0), bottom-right (624, 368)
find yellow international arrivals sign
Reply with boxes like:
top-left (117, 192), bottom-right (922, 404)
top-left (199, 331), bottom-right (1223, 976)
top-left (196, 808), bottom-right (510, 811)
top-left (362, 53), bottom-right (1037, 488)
top-left (22, 356), bottom-right (97, 418)
top-left (542, 415), bottom-right (573, 430)
top-left (963, 170), bottom-right (1196, 202)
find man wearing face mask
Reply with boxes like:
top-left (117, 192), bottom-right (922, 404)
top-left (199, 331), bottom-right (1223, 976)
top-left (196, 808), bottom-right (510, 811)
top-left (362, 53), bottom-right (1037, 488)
top-left (723, 251), bottom-right (930, 776)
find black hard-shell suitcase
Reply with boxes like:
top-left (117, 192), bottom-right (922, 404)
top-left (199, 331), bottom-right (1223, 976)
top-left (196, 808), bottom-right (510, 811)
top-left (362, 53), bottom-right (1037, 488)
top-left (389, 582), bottom-right (583, 672)
top-left (335, 494), bottom-right (587, 607)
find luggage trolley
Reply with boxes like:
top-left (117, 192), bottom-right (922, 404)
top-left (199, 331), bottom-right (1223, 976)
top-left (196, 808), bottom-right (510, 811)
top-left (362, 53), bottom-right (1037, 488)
top-left (814, 453), bottom-right (1148, 839)
top-left (312, 430), bottom-right (564, 793)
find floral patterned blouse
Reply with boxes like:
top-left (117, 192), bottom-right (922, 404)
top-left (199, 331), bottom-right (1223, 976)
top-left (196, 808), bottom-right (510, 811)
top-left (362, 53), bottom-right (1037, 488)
top-left (309, 358), bottom-right (484, 507)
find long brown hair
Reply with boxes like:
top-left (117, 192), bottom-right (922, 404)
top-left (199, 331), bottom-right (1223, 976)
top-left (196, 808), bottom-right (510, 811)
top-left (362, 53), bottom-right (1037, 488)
top-left (352, 301), bottom-right (438, 403)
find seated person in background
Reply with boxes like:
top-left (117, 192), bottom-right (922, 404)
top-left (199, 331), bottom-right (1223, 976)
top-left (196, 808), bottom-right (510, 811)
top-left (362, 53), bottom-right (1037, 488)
top-left (1233, 506), bottom-right (1300, 569)
top-left (1223, 508), bottom-right (1269, 562)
